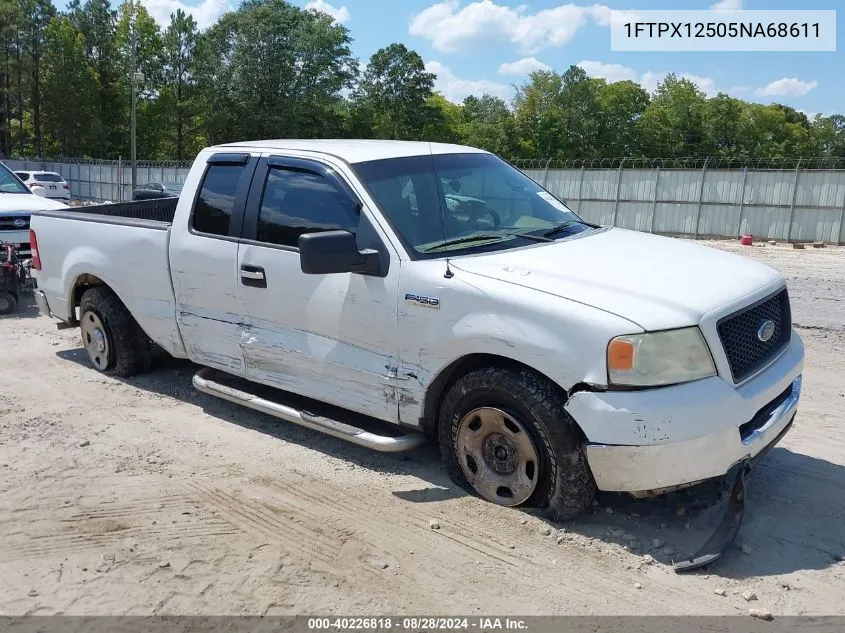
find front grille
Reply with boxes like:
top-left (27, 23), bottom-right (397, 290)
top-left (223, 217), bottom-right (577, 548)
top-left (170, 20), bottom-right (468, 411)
top-left (0, 216), bottom-right (30, 231)
top-left (717, 288), bottom-right (791, 383)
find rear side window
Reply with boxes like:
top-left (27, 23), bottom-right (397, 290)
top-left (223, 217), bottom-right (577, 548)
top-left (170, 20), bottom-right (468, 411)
top-left (15, 172), bottom-right (29, 180)
top-left (257, 168), bottom-right (359, 248)
top-left (192, 164), bottom-right (244, 236)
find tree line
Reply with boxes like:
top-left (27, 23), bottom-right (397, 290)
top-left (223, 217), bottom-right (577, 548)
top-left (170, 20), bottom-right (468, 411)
top-left (1, 0), bottom-right (843, 162)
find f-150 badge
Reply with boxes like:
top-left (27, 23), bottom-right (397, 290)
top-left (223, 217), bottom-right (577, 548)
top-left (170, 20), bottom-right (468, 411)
top-left (405, 293), bottom-right (440, 309)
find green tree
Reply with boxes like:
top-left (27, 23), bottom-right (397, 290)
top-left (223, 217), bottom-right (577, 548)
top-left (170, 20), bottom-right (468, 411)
top-left (66, 0), bottom-right (124, 155)
top-left (812, 114), bottom-right (845, 157)
top-left (41, 14), bottom-right (96, 155)
top-left (195, 0), bottom-right (356, 143)
top-left (160, 9), bottom-right (199, 160)
top-left (595, 80), bottom-right (649, 157)
top-left (702, 93), bottom-right (748, 158)
top-left (421, 93), bottom-right (462, 143)
top-left (351, 43), bottom-right (435, 139)
top-left (116, 0), bottom-right (163, 158)
top-left (637, 74), bottom-right (708, 157)
top-left (21, 0), bottom-right (55, 154)
top-left (461, 94), bottom-right (518, 157)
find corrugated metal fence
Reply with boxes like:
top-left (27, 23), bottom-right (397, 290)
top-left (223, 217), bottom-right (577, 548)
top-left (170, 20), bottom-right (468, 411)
top-left (521, 165), bottom-right (845, 244)
top-left (3, 158), bottom-right (190, 203)
top-left (4, 156), bottom-right (844, 244)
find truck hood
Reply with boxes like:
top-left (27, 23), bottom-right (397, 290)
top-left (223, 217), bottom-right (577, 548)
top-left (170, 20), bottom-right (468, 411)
top-left (0, 193), bottom-right (68, 212)
top-left (449, 228), bottom-right (782, 331)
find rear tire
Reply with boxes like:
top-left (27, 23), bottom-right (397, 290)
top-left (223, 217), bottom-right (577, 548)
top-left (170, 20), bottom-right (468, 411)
top-left (0, 291), bottom-right (17, 315)
top-left (78, 286), bottom-right (152, 377)
top-left (438, 366), bottom-right (596, 521)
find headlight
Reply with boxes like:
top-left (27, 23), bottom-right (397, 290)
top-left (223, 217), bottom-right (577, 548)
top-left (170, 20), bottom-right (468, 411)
top-left (607, 327), bottom-right (716, 387)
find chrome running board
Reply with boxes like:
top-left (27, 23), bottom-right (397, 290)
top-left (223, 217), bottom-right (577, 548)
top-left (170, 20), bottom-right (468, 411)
top-left (192, 367), bottom-right (425, 453)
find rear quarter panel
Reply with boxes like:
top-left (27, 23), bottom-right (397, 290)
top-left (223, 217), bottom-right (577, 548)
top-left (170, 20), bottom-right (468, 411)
top-left (31, 214), bottom-right (187, 358)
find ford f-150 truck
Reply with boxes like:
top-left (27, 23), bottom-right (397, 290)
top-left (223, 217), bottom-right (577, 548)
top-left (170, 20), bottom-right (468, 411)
top-left (29, 140), bottom-right (804, 568)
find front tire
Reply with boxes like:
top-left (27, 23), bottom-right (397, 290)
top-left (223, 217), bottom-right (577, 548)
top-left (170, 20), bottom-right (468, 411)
top-left (438, 366), bottom-right (596, 521)
top-left (79, 287), bottom-right (152, 377)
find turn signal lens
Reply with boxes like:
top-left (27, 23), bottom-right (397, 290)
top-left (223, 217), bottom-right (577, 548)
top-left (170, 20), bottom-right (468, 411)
top-left (608, 339), bottom-right (634, 371)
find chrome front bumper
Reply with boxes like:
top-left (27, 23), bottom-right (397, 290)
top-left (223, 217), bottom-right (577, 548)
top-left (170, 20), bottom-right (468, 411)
top-left (584, 375), bottom-right (800, 493)
top-left (567, 331), bottom-right (805, 494)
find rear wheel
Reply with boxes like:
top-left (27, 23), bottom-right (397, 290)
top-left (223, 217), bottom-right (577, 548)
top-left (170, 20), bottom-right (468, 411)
top-left (79, 287), bottom-right (152, 377)
top-left (0, 291), bottom-right (17, 315)
top-left (438, 366), bottom-right (596, 521)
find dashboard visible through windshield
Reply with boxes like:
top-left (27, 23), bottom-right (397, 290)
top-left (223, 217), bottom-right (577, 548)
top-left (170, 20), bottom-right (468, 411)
top-left (353, 152), bottom-right (596, 259)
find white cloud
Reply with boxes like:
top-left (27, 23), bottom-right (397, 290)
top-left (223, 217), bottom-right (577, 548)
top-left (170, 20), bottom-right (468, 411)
top-left (727, 85), bottom-right (750, 97)
top-left (304, 0), bottom-right (350, 24)
top-left (141, 0), bottom-right (231, 30)
top-left (425, 61), bottom-right (512, 103)
top-left (754, 77), bottom-right (818, 97)
top-left (579, 61), bottom-right (719, 97)
top-left (410, 1), bottom-right (615, 54)
top-left (577, 60), bottom-right (637, 83)
top-left (711, 0), bottom-right (742, 10)
top-left (498, 57), bottom-right (549, 76)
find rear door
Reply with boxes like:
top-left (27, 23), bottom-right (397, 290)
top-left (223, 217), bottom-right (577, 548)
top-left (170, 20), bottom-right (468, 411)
top-left (235, 154), bottom-right (402, 423)
top-left (169, 152), bottom-right (258, 372)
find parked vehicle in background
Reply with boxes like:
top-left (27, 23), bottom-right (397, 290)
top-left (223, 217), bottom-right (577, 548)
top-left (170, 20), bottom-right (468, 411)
top-left (14, 171), bottom-right (71, 200)
top-left (0, 163), bottom-right (68, 259)
top-left (132, 181), bottom-right (183, 200)
top-left (29, 140), bottom-right (804, 570)
top-left (0, 241), bottom-right (33, 314)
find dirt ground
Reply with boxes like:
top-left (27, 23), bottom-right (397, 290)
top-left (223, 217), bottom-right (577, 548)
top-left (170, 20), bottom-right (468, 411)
top-left (1, 239), bottom-right (843, 616)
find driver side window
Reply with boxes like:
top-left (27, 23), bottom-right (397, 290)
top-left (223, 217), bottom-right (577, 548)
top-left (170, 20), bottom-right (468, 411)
top-left (257, 167), bottom-right (359, 248)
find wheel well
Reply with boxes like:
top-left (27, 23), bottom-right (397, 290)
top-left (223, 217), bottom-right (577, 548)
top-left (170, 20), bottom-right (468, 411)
top-left (69, 274), bottom-right (107, 324)
top-left (420, 353), bottom-right (571, 437)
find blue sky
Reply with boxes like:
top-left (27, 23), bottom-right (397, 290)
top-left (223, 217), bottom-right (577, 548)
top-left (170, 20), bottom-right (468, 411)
top-left (59, 0), bottom-right (843, 116)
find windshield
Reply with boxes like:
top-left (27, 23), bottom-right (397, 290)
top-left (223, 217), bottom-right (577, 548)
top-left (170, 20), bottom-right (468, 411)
top-left (162, 182), bottom-right (183, 192)
top-left (353, 152), bottom-right (591, 258)
top-left (0, 164), bottom-right (31, 194)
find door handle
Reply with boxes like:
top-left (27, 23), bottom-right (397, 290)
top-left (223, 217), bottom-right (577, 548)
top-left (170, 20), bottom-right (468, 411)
top-left (240, 265), bottom-right (267, 288)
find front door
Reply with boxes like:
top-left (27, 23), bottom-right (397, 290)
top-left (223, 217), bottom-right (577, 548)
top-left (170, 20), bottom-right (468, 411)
top-left (235, 154), bottom-right (401, 424)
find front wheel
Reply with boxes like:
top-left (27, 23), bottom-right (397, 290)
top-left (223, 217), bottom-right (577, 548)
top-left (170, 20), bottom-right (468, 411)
top-left (438, 366), bottom-right (596, 521)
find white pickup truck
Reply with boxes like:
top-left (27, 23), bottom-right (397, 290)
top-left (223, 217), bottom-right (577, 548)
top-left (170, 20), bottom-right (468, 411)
top-left (30, 140), bottom-right (803, 565)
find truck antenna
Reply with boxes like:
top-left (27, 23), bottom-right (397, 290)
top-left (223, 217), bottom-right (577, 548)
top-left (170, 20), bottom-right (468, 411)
top-left (444, 258), bottom-right (454, 278)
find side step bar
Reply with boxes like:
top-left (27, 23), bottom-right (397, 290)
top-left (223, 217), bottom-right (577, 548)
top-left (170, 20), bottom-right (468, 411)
top-left (192, 368), bottom-right (426, 453)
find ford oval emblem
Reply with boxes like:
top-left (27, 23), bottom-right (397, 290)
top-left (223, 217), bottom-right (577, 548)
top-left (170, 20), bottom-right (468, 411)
top-left (13, 218), bottom-right (26, 228)
top-left (757, 320), bottom-right (776, 343)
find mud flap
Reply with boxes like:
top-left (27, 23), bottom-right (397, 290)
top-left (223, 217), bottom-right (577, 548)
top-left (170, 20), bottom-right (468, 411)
top-left (673, 458), bottom-right (750, 573)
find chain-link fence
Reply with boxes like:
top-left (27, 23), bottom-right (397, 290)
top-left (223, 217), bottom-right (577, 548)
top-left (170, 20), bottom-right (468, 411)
top-left (3, 154), bottom-right (844, 244)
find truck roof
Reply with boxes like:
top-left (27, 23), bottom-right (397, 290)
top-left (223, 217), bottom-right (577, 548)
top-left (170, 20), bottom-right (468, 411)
top-left (210, 139), bottom-right (490, 164)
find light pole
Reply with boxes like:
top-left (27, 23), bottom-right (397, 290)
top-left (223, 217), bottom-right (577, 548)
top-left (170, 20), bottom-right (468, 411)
top-left (131, 70), bottom-right (143, 192)
top-left (129, 4), bottom-right (144, 192)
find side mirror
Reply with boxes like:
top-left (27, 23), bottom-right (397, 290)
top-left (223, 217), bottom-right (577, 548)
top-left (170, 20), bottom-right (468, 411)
top-left (31, 185), bottom-right (47, 197)
top-left (299, 230), bottom-right (384, 277)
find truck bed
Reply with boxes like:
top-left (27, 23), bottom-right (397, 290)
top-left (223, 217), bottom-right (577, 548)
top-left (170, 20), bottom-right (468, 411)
top-left (30, 197), bottom-right (187, 359)
top-left (61, 198), bottom-right (178, 224)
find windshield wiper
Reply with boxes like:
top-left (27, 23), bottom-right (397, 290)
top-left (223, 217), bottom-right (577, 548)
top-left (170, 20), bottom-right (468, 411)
top-left (541, 220), bottom-right (590, 238)
top-left (423, 231), bottom-right (552, 253)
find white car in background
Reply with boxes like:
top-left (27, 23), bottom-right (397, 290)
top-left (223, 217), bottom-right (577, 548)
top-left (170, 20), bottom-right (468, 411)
top-left (0, 163), bottom-right (68, 258)
top-left (14, 170), bottom-right (71, 200)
